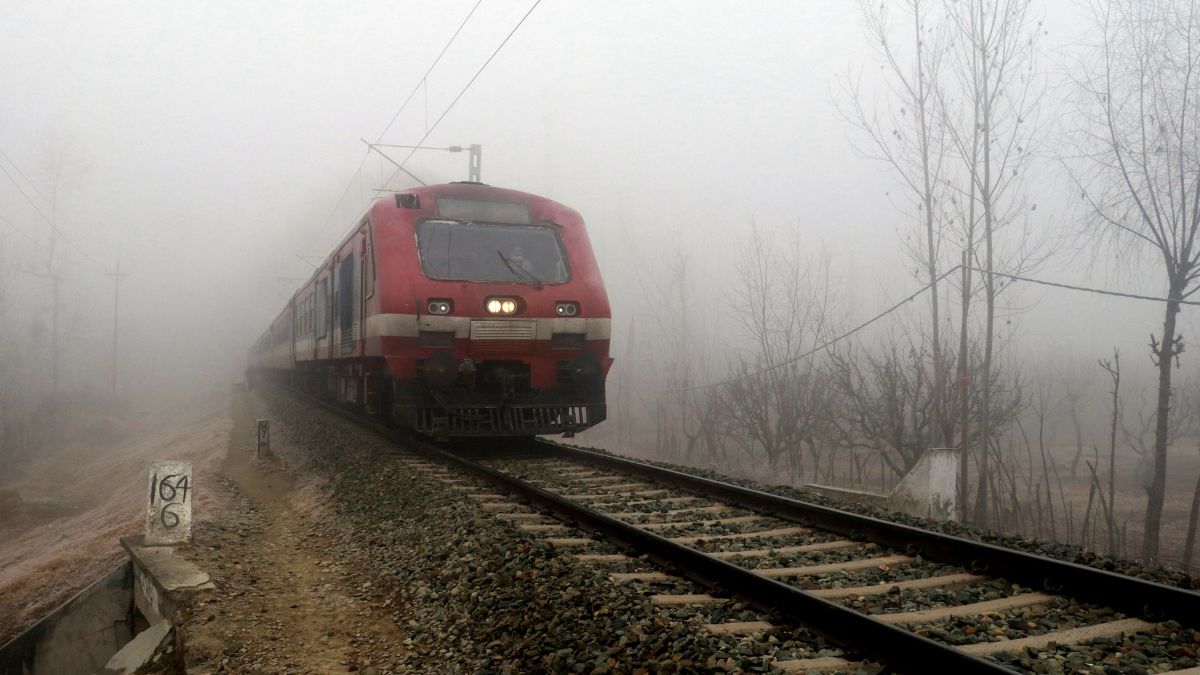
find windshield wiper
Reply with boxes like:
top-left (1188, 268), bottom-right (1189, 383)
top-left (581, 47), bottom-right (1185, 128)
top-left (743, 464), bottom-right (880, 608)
top-left (497, 250), bottom-right (544, 289)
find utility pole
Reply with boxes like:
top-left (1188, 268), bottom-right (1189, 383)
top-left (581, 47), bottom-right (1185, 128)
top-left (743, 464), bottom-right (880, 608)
top-left (22, 230), bottom-right (61, 404)
top-left (106, 258), bottom-right (129, 396)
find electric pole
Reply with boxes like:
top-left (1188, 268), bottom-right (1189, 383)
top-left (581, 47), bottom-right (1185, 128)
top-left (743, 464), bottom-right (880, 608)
top-left (22, 230), bottom-right (61, 404)
top-left (106, 258), bottom-right (129, 396)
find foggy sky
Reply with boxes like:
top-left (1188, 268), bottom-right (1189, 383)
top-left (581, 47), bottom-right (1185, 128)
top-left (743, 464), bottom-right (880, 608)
top-left (0, 0), bottom-right (1190, 403)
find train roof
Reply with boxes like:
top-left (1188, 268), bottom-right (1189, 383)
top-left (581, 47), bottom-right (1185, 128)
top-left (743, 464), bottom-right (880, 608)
top-left (382, 182), bottom-right (582, 223)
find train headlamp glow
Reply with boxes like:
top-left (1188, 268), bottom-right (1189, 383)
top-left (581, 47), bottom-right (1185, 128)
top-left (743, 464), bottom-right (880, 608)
top-left (486, 298), bottom-right (518, 315)
top-left (555, 301), bottom-right (579, 316)
top-left (427, 299), bottom-right (452, 315)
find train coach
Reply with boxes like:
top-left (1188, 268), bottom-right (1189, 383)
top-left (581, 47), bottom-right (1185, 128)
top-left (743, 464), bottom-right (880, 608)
top-left (248, 182), bottom-right (612, 436)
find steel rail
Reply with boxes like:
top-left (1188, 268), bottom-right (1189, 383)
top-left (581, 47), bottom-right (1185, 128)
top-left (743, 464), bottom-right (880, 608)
top-left (531, 439), bottom-right (1200, 627)
top-left (413, 439), bottom-right (1010, 674)
top-left (283, 391), bottom-right (990, 670)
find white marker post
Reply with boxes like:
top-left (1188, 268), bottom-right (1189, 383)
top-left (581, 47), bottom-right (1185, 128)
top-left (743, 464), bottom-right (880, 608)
top-left (145, 461), bottom-right (193, 545)
top-left (256, 419), bottom-right (270, 458)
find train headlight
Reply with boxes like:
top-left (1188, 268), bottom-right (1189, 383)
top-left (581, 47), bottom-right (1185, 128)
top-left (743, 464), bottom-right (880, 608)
top-left (427, 299), bottom-right (452, 315)
top-left (555, 301), bottom-right (579, 316)
top-left (486, 297), bottom-right (519, 315)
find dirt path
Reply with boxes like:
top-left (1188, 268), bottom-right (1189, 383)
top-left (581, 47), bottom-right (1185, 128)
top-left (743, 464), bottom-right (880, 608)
top-left (180, 394), bottom-right (405, 674)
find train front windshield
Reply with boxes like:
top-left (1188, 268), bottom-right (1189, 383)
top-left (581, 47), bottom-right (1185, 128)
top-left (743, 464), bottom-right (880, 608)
top-left (416, 219), bottom-right (571, 284)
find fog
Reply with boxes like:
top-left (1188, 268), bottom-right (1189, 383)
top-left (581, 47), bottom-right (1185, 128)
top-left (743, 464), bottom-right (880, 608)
top-left (3, 1), bottom-right (1200, 567)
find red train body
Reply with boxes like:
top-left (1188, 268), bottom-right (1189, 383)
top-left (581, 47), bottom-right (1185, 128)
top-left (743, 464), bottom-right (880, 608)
top-left (248, 183), bottom-right (612, 436)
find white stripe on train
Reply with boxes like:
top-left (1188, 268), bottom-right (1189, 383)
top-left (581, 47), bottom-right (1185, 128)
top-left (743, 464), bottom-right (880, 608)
top-left (363, 314), bottom-right (611, 340)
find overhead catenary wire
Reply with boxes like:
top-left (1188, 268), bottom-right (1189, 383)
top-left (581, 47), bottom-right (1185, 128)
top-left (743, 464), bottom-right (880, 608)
top-left (311, 0), bottom-right (485, 247)
top-left (379, 0), bottom-right (544, 190)
top-left (621, 264), bottom-right (1200, 393)
top-left (375, 0), bottom-right (485, 145)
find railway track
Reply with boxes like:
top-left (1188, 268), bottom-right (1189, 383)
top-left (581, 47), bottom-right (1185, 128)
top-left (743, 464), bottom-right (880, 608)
top-left (288, 389), bottom-right (1200, 673)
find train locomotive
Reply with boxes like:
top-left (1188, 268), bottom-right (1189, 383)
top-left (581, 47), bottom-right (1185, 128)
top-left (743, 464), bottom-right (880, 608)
top-left (248, 182), bottom-right (612, 436)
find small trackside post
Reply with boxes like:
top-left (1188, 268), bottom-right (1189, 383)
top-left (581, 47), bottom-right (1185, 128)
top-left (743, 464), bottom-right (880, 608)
top-left (256, 419), bottom-right (270, 458)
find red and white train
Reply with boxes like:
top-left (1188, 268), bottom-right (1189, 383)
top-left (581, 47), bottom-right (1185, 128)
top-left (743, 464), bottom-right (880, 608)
top-left (248, 182), bottom-right (612, 436)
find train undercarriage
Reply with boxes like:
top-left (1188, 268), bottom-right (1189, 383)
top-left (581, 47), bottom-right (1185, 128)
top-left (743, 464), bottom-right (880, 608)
top-left (250, 355), bottom-right (606, 438)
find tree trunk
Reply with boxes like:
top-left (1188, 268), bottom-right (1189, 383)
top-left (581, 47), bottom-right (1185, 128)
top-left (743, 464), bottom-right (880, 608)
top-left (1144, 283), bottom-right (1182, 562)
top-left (971, 0), bottom-right (995, 528)
top-left (912, 5), bottom-right (944, 449)
top-left (1182, 466), bottom-right (1200, 569)
top-left (957, 254), bottom-right (972, 515)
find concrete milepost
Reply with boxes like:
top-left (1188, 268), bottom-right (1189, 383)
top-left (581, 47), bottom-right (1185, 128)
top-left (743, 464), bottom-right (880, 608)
top-left (256, 419), bottom-right (270, 457)
top-left (145, 461), bottom-right (192, 545)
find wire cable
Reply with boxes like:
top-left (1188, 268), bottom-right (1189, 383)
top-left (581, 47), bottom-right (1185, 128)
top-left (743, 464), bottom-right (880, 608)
top-left (964, 265), bottom-right (1200, 306)
top-left (0, 145), bottom-right (112, 252)
top-left (0, 208), bottom-right (50, 252)
top-left (622, 262), bottom-right (1200, 394)
top-left (0, 157), bottom-right (106, 269)
top-left (622, 265), bottom-right (962, 393)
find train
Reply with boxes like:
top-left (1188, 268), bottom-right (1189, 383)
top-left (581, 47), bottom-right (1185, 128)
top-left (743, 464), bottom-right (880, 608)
top-left (247, 182), bottom-right (613, 437)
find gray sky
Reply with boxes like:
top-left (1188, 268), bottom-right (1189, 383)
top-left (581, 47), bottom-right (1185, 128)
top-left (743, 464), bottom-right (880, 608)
top-left (0, 0), bottom-right (1189, 398)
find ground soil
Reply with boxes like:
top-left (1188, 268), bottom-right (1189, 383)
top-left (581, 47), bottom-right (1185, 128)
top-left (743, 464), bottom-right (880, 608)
top-left (0, 390), bottom-right (408, 673)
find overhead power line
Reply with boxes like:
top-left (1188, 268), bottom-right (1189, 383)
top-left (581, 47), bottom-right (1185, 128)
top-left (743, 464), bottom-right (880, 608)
top-left (0, 145), bottom-right (112, 253)
top-left (623, 266), bottom-right (963, 393)
top-left (965, 265), bottom-right (1200, 306)
top-left (621, 264), bottom-right (1200, 394)
top-left (0, 156), bottom-right (106, 270)
top-left (0, 208), bottom-right (51, 252)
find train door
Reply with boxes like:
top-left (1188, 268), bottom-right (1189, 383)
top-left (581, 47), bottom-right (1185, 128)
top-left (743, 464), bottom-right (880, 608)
top-left (316, 271), bottom-right (330, 360)
top-left (289, 297), bottom-right (296, 369)
top-left (337, 252), bottom-right (356, 355)
top-left (358, 226), bottom-right (371, 356)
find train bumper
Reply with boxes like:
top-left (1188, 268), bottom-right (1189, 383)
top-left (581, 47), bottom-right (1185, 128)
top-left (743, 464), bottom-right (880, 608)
top-left (400, 400), bottom-right (606, 436)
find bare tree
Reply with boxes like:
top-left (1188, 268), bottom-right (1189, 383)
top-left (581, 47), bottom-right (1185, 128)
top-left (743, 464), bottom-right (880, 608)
top-left (841, 0), bottom-right (952, 447)
top-left (941, 0), bottom-right (1044, 527)
top-left (829, 332), bottom-right (945, 479)
top-left (1072, 0), bottom-right (1200, 560)
top-left (717, 224), bottom-right (836, 483)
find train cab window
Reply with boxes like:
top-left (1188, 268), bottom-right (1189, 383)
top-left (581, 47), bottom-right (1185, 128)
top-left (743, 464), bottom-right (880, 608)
top-left (416, 219), bottom-right (570, 284)
top-left (437, 199), bottom-right (530, 225)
